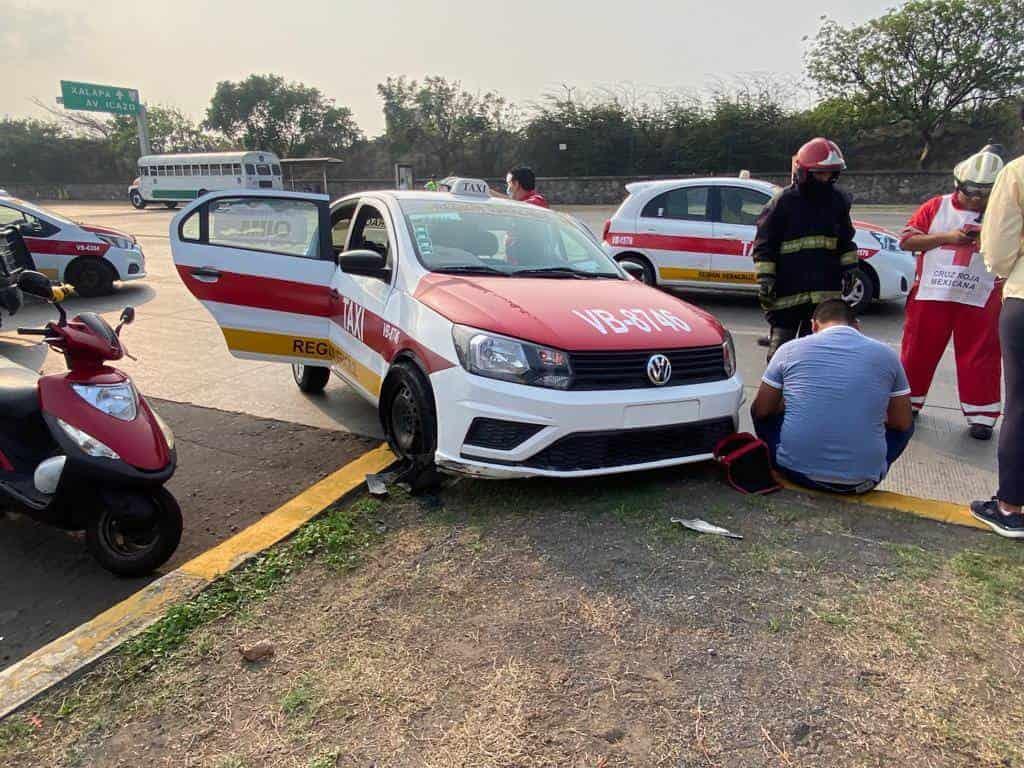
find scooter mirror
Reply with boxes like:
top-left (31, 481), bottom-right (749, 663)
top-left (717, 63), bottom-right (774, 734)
top-left (120, 306), bottom-right (135, 326)
top-left (17, 271), bottom-right (54, 300)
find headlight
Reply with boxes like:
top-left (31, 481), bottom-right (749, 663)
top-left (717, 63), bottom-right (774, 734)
top-left (56, 418), bottom-right (120, 459)
top-left (870, 231), bottom-right (901, 252)
top-left (72, 383), bottom-right (138, 421)
top-left (152, 408), bottom-right (175, 451)
top-left (97, 233), bottom-right (135, 250)
top-left (452, 325), bottom-right (572, 389)
top-left (722, 331), bottom-right (737, 378)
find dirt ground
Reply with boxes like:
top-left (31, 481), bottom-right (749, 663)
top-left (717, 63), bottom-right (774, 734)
top-left (2, 467), bottom-right (1023, 768)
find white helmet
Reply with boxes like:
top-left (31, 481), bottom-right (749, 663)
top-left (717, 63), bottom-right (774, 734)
top-left (954, 150), bottom-right (1004, 196)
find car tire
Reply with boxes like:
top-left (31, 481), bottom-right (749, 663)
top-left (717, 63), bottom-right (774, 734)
top-left (163, 201), bottom-right (179, 210)
top-left (843, 266), bottom-right (876, 314)
top-left (129, 190), bottom-right (147, 209)
top-left (67, 258), bottom-right (116, 297)
top-left (382, 362), bottom-right (438, 464)
top-left (292, 363), bottom-right (330, 393)
top-left (615, 253), bottom-right (657, 286)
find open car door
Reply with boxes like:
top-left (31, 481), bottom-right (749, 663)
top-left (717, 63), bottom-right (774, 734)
top-left (170, 191), bottom-right (336, 366)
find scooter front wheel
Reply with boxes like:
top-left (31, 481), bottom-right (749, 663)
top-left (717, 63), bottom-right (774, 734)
top-left (86, 488), bottom-right (183, 577)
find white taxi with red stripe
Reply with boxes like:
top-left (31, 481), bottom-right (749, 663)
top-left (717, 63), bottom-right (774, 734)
top-left (170, 181), bottom-right (744, 478)
top-left (0, 195), bottom-right (146, 296)
top-left (602, 177), bottom-right (915, 313)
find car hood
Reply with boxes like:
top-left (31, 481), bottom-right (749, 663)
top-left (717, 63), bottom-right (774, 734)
top-left (414, 274), bottom-right (726, 351)
top-left (853, 219), bottom-right (899, 237)
top-left (79, 223), bottom-right (134, 241)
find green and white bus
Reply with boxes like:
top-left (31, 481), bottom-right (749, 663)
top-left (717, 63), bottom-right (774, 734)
top-left (129, 151), bottom-right (284, 209)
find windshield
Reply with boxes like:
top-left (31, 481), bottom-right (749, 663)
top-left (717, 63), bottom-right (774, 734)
top-left (6, 198), bottom-right (73, 226)
top-left (399, 199), bottom-right (623, 278)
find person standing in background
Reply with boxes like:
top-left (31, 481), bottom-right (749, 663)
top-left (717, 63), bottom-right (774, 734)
top-left (491, 167), bottom-right (549, 208)
top-left (899, 149), bottom-right (1005, 440)
top-left (972, 106), bottom-right (1024, 538)
top-left (752, 138), bottom-right (859, 361)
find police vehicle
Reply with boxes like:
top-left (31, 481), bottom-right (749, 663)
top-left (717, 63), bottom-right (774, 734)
top-left (602, 177), bottom-right (916, 313)
top-left (170, 180), bottom-right (743, 478)
top-left (0, 194), bottom-right (146, 296)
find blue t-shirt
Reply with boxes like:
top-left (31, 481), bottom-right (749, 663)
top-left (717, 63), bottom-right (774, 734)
top-left (763, 325), bottom-right (911, 484)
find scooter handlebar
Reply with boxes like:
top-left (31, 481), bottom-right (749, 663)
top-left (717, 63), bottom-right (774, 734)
top-left (16, 328), bottom-right (49, 336)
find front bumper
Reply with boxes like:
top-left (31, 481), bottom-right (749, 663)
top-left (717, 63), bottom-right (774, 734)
top-left (430, 366), bottom-right (743, 479)
top-left (106, 246), bottom-right (147, 281)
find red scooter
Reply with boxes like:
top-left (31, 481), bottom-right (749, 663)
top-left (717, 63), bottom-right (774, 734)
top-left (1, 271), bottom-right (181, 576)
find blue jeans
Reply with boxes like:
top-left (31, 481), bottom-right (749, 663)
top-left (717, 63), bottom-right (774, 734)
top-left (753, 412), bottom-right (914, 494)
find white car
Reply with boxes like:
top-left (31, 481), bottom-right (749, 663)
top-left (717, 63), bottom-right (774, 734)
top-left (170, 180), bottom-right (744, 479)
top-left (0, 195), bottom-right (146, 296)
top-left (601, 177), bottom-right (915, 312)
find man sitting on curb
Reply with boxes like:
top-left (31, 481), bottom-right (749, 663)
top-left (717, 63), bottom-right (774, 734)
top-left (751, 299), bottom-right (915, 494)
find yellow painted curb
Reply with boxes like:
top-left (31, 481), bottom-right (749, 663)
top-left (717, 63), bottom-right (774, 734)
top-left (781, 480), bottom-right (989, 531)
top-left (0, 443), bottom-right (396, 720)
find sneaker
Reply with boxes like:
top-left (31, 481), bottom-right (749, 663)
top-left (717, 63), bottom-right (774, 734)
top-left (971, 499), bottom-right (1024, 539)
top-left (969, 424), bottom-right (993, 441)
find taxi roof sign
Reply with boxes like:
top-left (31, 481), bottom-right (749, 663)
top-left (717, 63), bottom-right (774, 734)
top-left (439, 177), bottom-right (490, 197)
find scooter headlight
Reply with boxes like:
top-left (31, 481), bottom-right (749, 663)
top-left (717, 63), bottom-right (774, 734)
top-left (152, 408), bottom-right (175, 451)
top-left (56, 418), bottom-right (120, 460)
top-left (72, 383), bottom-right (138, 421)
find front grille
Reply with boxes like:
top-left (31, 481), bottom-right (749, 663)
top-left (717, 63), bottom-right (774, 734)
top-left (464, 418), bottom-right (544, 450)
top-left (522, 417), bottom-right (734, 472)
top-left (568, 345), bottom-right (727, 390)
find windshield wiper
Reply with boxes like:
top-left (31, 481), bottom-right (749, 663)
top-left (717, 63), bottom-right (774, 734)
top-left (432, 265), bottom-right (510, 277)
top-left (513, 267), bottom-right (619, 279)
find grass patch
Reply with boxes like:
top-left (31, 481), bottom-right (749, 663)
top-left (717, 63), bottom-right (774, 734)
top-left (951, 550), bottom-right (1024, 619)
top-left (308, 750), bottom-right (340, 768)
top-left (124, 498), bottom-right (383, 665)
top-left (0, 721), bottom-right (34, 750)
top-left (281, 676), bottom-right (317, 719)
top-left (886, 543), bottom-right (943, 580)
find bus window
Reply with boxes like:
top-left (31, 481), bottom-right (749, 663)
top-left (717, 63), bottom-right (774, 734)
top-left (209, 164), bottom-right (219, 175)
top-left (245, 163), bottom-right (256, 175)
top-left (200, 164), bottom-right (210, 176)
top-left (183, 165), bottom-right (192, 176)
top-left (233, 163), bottom-right (242, 175)
top-left (256, 164), bottom-right (271, 176)
top-left (173, 166), bottom-right (182, 176)
top-left (140, 167), bottom-right (148, 176)
top-left (272, 164), bottom-right (282, 176)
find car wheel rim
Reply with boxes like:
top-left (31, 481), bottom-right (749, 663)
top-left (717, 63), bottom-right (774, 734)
top-left (391, 385), bottom-right (421, 455)
top-left (844, 278), bottom-right (865, 304)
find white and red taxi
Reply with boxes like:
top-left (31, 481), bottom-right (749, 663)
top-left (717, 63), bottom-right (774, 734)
top-left (170, 180), bottom-right (743, 478)
top-left (0, 195), bottom-right (146, 296)
top-left (602, 177), bottom-right (915, 313)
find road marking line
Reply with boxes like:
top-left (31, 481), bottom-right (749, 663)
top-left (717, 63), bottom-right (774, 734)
top-left (0, 443), bottom-right (396, 721)
top-left (780, 480), bottom-right (988, 530)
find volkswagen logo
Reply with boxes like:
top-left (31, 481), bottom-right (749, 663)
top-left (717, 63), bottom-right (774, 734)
top-left (646, 354), bottom-right (672, 386)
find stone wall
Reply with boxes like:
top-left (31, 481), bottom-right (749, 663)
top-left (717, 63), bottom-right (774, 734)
top-left (6, 171), bottom-right (952, 206)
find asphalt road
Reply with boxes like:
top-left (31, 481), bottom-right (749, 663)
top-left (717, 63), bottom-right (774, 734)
top-left (0, 400), bottom-right (375, 670)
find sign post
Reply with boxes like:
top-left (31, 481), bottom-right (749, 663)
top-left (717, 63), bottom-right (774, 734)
top-left (58, 80), bottom-right (150, 156)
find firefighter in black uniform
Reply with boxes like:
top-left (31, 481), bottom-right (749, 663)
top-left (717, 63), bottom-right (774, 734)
top-left (754, 137), bottom-right (860, 361)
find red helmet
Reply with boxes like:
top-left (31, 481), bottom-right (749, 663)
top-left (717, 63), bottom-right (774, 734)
top-left (794, 138), bottom-right (846, 181)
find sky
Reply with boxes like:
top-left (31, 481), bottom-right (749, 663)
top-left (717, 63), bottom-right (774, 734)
top-left (1, 0), bottom-right (895, 136)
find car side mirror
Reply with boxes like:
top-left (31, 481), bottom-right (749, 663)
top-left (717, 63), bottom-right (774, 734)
top-left (338, 249), bottom-right (391, 282)
top-left (120, 306), bottom-right (135, 325)
top-left (17, 270), bottom-right (54, 300)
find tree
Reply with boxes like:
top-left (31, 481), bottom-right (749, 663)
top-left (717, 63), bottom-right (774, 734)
top-left (807, 0), bottom-right (1024, 167)
top-left (205, 74), bottom-right (363, 158)
top-left (377, 76), bottom-right (511, 175)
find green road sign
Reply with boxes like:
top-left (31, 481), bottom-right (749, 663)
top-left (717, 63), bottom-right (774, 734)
top-left (60, 80), bottom-right (140, 115)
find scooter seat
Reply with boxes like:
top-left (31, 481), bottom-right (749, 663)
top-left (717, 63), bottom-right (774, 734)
top-left (0, 363), bottom-right (40, 420)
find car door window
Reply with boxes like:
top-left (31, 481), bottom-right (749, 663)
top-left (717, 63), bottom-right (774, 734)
top-left (718, 187), bottom-right (770, 226)
top-left (0, 205), bottom-right (27, 227)
top-left (331, 201), bottom-right (358, 253)
top-left (207, 197), bottom-right (321, 258)
top-left (641, 187), bottom-right (710, 221)
top-left (349, 203), bottom-right (392, 268)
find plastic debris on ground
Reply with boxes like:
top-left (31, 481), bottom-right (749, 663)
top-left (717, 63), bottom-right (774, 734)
top-left (670, 517), bottom-right (744, 540)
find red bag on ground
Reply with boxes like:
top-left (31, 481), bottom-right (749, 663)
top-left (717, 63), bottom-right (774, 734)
top-left (713, 433), bottom-right (782, 495)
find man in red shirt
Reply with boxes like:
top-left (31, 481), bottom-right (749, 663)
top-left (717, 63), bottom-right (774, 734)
top-left (900, 149), bottom-right (1005, 439)
top-left (492, 167), bottom-right (548, 208)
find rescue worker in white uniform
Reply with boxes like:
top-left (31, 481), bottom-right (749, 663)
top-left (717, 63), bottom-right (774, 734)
top-left (899, 149), bottom-right (1005, 439)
